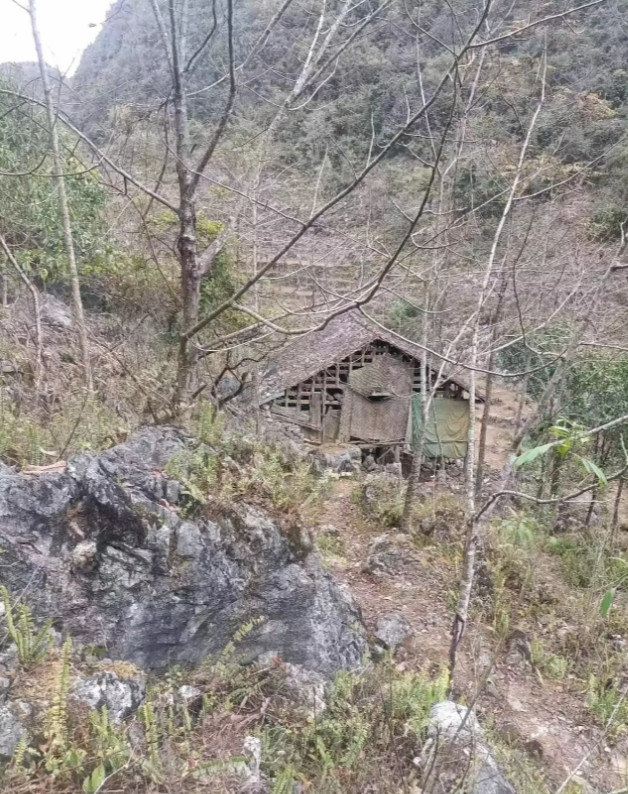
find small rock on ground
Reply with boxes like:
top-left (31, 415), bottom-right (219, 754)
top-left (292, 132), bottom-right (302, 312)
top-left (421, 701), bottom-right (516, 794)
top-left (362, 533), bottom-right (421, 578)
top-left (281, 663), bottom-right (327, 715)
top-left (73, 671), bottom-right (146, 722)
top-left (374, 611), bottom-right (412, 650)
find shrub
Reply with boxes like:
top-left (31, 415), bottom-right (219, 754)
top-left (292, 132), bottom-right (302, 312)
top-left (545, 535), bottom-right (594, 588)
top-left (2, 623), bottom-right (457, 794)
top-left (316, 529), bottom-right (345, 561)
top-left (585, 203), bottom-right (627, 242)
top-left (195, 403), bottom-right (227, 447)
top-left (0, 395), bottom-right (128, 468)
top-left (262, 663), bottom-right (449, 793)
top-left (357, 474), bottom-right (406, 528)
top-left (0, 403), bottom-right (49, 467)
top-left (0, 586), bottom-right (53, 668)
top-left (530, 637), bottom-right (568, 681)
top-left (7, 622), bottom-right (263, 791)
top-left (545, 535), bottom-right (626, 593)
top-left (587, 674), bottom-right (628, 734)
top-left (166, 427), bottom-right (328, 515)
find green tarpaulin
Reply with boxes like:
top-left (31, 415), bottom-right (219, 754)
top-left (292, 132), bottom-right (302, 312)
top-left (412, 395), bottom-right (470, 459)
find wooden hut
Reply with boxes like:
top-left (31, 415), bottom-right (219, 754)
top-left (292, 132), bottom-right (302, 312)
top-left (257, 312), bottom-right (481, 460)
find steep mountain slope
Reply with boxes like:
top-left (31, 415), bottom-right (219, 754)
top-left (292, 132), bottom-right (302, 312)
top-left (68, 0), bottom-right (628, 313)
top-left (71, 0), bottom-right (628, 171)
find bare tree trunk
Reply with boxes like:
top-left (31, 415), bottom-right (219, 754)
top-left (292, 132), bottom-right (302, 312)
top-left (402, 37), bottom-right (489, 532)
top-left (402, 450), bottom-right (422, 531)
top-left (450, 360), bottom-right (477, 681)
top-left (611, 477), bottom-right (625, 547)
top-left (0, 234), bottom-right (42, 393)
top-left (536, 455), bottom-right (547, 501)
top-left (514, 374), bottom-right (528, 436)
top-left (401, 289), bottom-right (429, 531)
top-left (29, 0), bottom-right (91, 389)
top-left (449, 65), bottom-right (546, 684)
top-left (475, 364), bottom-right (493, 498)
top-left (174, 192), bottom-right (199, 405)
top-left (149, 0), bottom-right (236, 410)
top-left (167, 0), bottom-right (199, 407)
top-left (475, 269), bottom-right (509, 496)
top-left (549, 451), bottom-right (562, 498)
top-left (585, 486), bottom-right (598, 530)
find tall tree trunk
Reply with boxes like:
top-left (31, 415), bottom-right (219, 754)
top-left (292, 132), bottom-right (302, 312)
top-left (29, 0), bottom-right (91, 389)
top-left (475, 268), bottom-right (508, 496)
top-left (401, 289), bottom-right (430, 532)
top-left (549, 450), bottom-right (562, 498)
top-left (536, 455), bottom-right (547, 501)
top-left (450, 360), bottom-right (478, 682)
top-left (402, 440), bottom-right (423, 531)
top-left (514, 374), bottom-right (528, 436)
top-left (0, 234), bottom-right (42, 393)
top-left (449, 67), bottom-right (546, 684)
top-left (611, 477), bottom-right (625, 548)
top-left (168, 0), bottom-right (199, 408)
top-left (175, 195), bottom-right (200, 406)
top-left (585, 486), bottom-right (598, 531)
top-left (475, 364), bottom-right (494, 498)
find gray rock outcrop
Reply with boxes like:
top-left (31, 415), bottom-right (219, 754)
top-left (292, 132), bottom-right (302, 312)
top-left (0, 427), bottom-right (366, 675)
top-left (73, 671), bottom-right (146, 723)
top-left (421, 701), bottom-right (516, 794)
top-left (280, 662), bottom-right (327, 715)
top-left (309, 446), bottom-right (362, 475)
top-left (0, 703), bottom-right (25, 760)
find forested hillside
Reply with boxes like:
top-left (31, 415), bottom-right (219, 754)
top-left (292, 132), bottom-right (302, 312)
top-left (65, 0), bottom-right (628, 448)
top-left (3, 0), bottom-right (628, 792)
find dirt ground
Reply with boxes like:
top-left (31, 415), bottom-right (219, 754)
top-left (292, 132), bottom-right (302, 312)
top-left (313, 478), bottom-right (624, 792)
top-left (309, 384), bottom-right (628, 793)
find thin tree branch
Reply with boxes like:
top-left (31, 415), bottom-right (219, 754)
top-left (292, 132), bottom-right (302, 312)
top-left (0, 233), bottom-right (42, 391)
top-left (182, 1), bottom-right (493, 343)
top-left (0, 89), bottom-right (178, 213)
top-left (189, 0), bottom-right (236, 195)
top-left (468, 0), bottom-right (607, 49)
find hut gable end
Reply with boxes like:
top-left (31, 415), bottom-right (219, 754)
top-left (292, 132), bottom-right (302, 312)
top-left (258, 312), bottom-right (477, 405)
top-left (256, 313), bottom-right (480, 451)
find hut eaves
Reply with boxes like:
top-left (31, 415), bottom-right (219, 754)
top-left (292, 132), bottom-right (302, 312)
top-left (257, 312), bottom-right (482, 403)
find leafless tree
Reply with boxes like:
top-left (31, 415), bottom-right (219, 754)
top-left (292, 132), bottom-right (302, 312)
top-left (28, 0), bottom-right (91, 388)
top-left (0, 234), bottom-right (42, 392)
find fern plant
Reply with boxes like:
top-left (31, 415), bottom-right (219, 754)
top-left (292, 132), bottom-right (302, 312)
top-left (90, 706), bottom-right (129, 771)
top-left (390, 666), bottom-right (449, 736)
top-left (82, 706), bottom-right (130, 793)
top-left (9, 736), bottom-right (31, 777)
top-left (262, 662), bottom-right (451, 791)
top-left (1, 585), bottom-right (53, 668)
top-left (139, 694), bottom-right (162, 783)
top-left (44, 637), bottom-right (86, 777)
top-left (165, 449), bottom-right (219, 508)
top-left (271, 765), bottom-right (300, 794)
top-left (196, 403), bottom-right (226, 448)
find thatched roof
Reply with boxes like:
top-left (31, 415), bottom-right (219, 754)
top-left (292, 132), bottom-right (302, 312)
top-left (258, 312), bottom-right (481, 403)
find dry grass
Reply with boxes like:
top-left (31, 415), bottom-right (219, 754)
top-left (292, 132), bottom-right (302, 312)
top-left (0, 647), bottom-right (453, 794)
